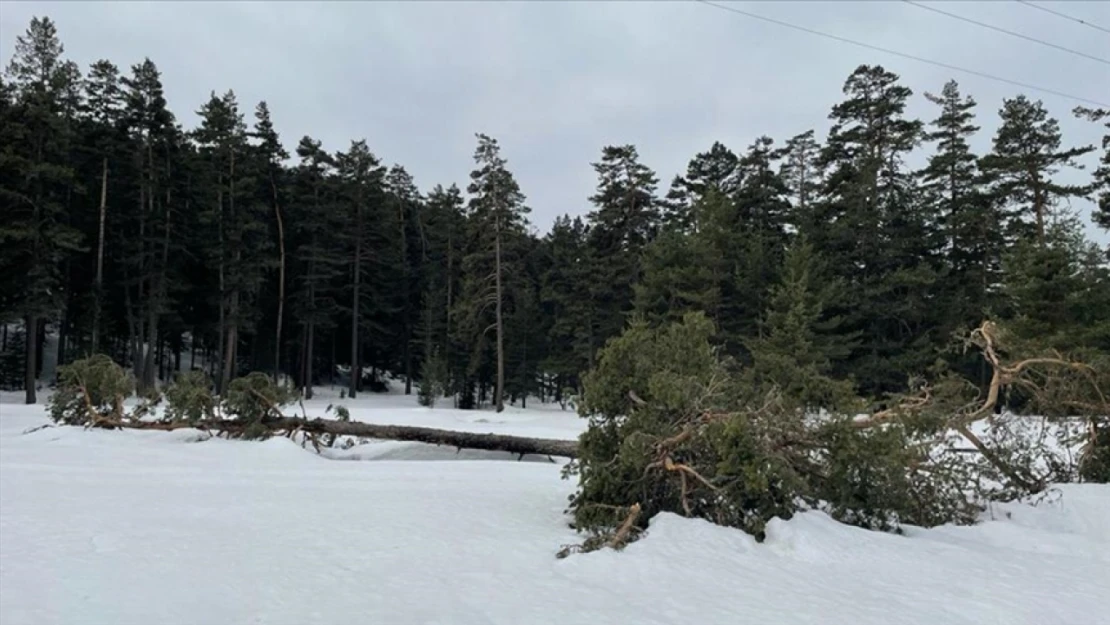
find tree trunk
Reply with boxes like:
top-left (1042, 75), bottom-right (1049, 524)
top-left (350, 198), bottom-right (362, 400)
top-left (400, 197), bottom-right (412, 395)
top-left (116, 415), bottom-right (579, 459)
top-left (35, 321), bottom-right (45, 379)
top-left (56, 309), bottom-right (68, 371)
top-left (305, 321), bottom-right (315, 400)
top-left (133, 176), bottom-right (147, 385)
top-left (272, 177), bottom-right (285, 382)
top-left (173, 339), bottom-right (182, 378)
top-left (24, 316), bottom-right (37, 404)
top-left (91, 156), bottom-right (108, 354)
top-left (495, 221), bottom-right (505, 413)
top-left (221, 149), bottom-right (239, 395)
top-left (222, 297), bottom-right (238, 394)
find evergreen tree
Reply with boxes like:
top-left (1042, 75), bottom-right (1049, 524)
top-left (633, 226), bottom-right (720, 325)
top-left (1002, 213), bottom-right (1110, 351)
top-left (731, 136), bottom-right (791, 341)
top-left (333, 139), bottom-right (385, 398)
top-left (454, 134), bottom-right (530, 411)
top-left (2, 14), bottom-right (1109, 419)
top-left (419, 184), bottom-right (466, 399)
top-left (289, 136), bottom-right (341, 398)
top-left (193, 89), bottom-right (260, 393)
top-left (813, 64), bottom-right (930, 394)
top-left (586, 144), bottom-right (660, 346)
top-left (920, 80), bottom-right (1004, 336)
top-left (1073, 106), bottom-right (1109, 238)
top-left (1, 17), bottom-right (84, 403)
top-left (745, 236), bottom-right (857, 409)
top-left (503, 231), bottom-right (546, 407)
top-left (666, 141), bottom-right (740, 232)
top-left (79, 59), bottom-right (127, 355)
top-left (982, 95), bottom-right (1094, 245)
top-left (779, 129), bottom-right (824, 232)
top-left (250, 101), bottom-right (289, 381)
top-left (386, 164), bottom-right (424, 394)
top-left (539, 215), bottom-right (595, 393)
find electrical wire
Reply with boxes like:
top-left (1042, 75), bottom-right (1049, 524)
top-left (1015, 1), bottom-right (1110, 36)
top-left (903, 0), bottom-right (1110, 66)
top-left (693, 0), bottom-right (1110, 108)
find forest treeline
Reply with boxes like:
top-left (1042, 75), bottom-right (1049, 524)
top-left (1, 16), bottom-right (1108, 409)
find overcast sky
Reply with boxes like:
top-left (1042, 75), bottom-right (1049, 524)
top-left (2, 1), bottom-right (1107, 241)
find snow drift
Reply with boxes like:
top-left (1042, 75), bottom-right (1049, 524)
top-left (1, 392), bottom-right (1106, 624)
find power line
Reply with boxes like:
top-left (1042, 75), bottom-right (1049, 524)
top-left (693, 0), bottom-right (1110, 108)
top-left (1016, 1), bottom-right (1110, 36)
top-left (903, 0), bottom-right (1110, 66)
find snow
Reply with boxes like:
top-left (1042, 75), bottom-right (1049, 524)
top-left (2, 391), bottom-right (1108, 624)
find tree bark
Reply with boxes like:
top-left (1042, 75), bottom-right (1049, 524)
top-left (221, 150), bottom-right (239, 395)
top-left (305, 321), bottom-right (315, 400)
top-left (24, 316), bottom-right (37, 404)
top-left (350, 195), bottom-right (362, 399)
top-left (272, 176), bottom-right (285, 382)
top-left (494, 219), bottom-right (505, 413)
top-left (217, 181), bottom-right (225, 389)
top-left (91, 156), bottom-right (108, 354)
top-left (120, 415), bottom-right (579, 459)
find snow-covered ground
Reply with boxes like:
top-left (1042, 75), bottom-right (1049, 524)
top-left (1, 390), bottom-right (1107, 624)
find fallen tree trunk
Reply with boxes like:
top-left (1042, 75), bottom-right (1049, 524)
top-left (120, 415), bottom-right (580, 459)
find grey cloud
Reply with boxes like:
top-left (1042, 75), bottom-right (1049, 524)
top-left (1, 0), bottom-right (1106, 241)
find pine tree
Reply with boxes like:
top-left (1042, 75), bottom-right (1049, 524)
top-left (1073, 106), bottom-right (1109, 238)
top-left (814, 64), bottom-right (929, 394)
top-left (80, 59), bottom-right (126, 355)
top-left (920, 80), bottom-right (1004, 334)
top-left (1002, 213), bottom-right (1110, 351)
top-left (982, 95), bottom-right (1094, 245)
top-left (503, 231), bottom-right (546, 407)
top-left (1, 17), bottom-right (84, 403)
top-left (419, 184), bottom-right (466, 399)
top-left (458, 134), bottom-right (529, 412)
top-left (250, 101), bottom-right (289, 381)
top-left (586, 144), bottom-right (660, 346)
top-left (539, 215), bottom-right (595, 393)
top-left (666, 141), bottom-right (740, 232)
top-left (745, 236), bottom-right (857, 409)
top-left (634, 226), bottom-right (720, 325)
top-left (334, 139), bottom-right (385, 398)
top-left (120, 58), bottom-right (179, 391)
top-left (779, 129), bottom-right (824, 233)
top-left (731, 136), bottom-right (791, 340)
top-left (289, 136), bottom-right (341, 398)
top-left (193, 89), bottom-right (261, 393)
top-left (386, 165), bottom-right (424, 394)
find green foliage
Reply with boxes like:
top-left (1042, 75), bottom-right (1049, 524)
top-left (1002, 216), bottom-right (1110, 350)
top-left (567, 314), bottom-right (1022, 554)
top-left (221, 372), bottom-right (296, 425)
top-left (164, 370), bottom-right (216, 424)
top-left (814, 420), bottom-right (977, 530)
top-left (1, 11), bottom-right (1107, 511)
top-left (744, 236), bottom-right (860, 412)
top-left (48, 354), bottom-right (132, 426)
top-left (418, 349), bottom-right (449, 408)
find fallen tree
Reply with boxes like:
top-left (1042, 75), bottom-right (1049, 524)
top-left (120, 415), bottom-right (580, 459)
top-left (45, 362), bottom-right (580, 459)
top-left (565, 313), bottom-right (1110, 556)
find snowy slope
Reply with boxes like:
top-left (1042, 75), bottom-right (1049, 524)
top-left (1, 393), bottom-right (1107, 625)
